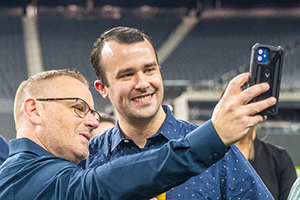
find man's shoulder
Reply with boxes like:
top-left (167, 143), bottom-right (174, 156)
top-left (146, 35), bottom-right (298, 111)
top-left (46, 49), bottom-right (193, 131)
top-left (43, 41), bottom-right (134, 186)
top-left (163, 104), bottom-right (198, 129)
top-left (1, 151), bottom-right (77, 177)
top-left (219, 144), bottom-right (248, 163)
top-left (163, 116), bottom-right (198, 131)
top-left (0, 152), bottom-right (81, 200)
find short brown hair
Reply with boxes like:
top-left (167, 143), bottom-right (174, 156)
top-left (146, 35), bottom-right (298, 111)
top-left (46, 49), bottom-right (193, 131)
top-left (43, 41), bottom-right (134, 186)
top-left (90, 26), bottom-right (158, 87)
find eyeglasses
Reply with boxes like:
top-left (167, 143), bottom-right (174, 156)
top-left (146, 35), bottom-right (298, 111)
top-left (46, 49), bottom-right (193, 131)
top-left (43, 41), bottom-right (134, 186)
top-left (36, 97), bottom-right (101, 123)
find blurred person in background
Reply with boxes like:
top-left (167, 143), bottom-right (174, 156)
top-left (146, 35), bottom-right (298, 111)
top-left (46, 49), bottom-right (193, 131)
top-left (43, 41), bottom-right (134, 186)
top-left (288, 177), bottom-right (300, 200)
top-left (91, 113), bottom-right (115, 139)
top-left (0, 134), bottom-right (9, 165)
top-left (0, 69), bottom-right (243, 200)
top-left (236, 126), bottom-right (297, 200)
top-left (87, 26), bottom-right (276, 199)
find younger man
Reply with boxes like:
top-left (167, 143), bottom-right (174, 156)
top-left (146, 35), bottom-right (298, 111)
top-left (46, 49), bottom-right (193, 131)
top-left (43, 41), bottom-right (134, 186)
top-left (87, 26), bottom-right (276, 199)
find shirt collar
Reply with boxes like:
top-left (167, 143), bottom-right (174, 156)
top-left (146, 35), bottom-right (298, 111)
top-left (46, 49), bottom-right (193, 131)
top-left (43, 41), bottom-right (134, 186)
top-left (110, 127), bottom-right (126, 151)
top-left (156, 105), bottom-right (182, 141)
top-left (110, 105), bottom-right (180, 150)
top-left (9, 138), bottom-right (54, 158)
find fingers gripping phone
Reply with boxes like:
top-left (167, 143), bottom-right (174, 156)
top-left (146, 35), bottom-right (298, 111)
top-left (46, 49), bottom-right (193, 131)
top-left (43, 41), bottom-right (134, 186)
top-left (249, 43), bottom-right (284, 116)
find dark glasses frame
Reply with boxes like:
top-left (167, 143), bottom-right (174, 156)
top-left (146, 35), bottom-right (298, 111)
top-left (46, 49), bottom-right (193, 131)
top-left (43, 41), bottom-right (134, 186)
top-left (36, 97), bottom-right (101, 123)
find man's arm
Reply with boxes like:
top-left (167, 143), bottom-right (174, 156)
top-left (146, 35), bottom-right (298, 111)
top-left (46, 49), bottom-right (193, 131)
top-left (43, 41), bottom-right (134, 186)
top-left (0, 123), bottom-right (226, 200)
top-left (75, 121), bottom-right (227, 200)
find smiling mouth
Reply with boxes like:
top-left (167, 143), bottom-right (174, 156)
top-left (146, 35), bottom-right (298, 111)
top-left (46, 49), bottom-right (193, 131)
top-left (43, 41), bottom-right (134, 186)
top-left (132, 94), bottom-right (152, 102)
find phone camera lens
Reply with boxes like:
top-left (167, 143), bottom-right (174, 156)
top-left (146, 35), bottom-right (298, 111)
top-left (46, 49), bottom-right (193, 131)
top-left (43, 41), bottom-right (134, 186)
top-left (257, 55), bottom-right (262, 61)
top-left (256, 48), bottom-right (269, 63)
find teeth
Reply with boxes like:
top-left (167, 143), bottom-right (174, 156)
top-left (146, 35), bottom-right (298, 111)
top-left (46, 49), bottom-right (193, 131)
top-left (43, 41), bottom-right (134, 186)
top-left (133, 95), bottom-right (151, 102)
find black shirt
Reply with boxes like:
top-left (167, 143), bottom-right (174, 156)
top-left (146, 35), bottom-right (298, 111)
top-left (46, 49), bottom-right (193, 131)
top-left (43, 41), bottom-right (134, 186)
top-left (250, 137), bottom-right (297, 200)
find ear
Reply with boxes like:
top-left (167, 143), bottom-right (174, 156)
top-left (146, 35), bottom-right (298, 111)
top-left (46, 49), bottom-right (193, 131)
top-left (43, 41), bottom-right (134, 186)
top-left (23, 98), bottom-right (42, 125)
top-left (94, 80), bottom-right (109, 98)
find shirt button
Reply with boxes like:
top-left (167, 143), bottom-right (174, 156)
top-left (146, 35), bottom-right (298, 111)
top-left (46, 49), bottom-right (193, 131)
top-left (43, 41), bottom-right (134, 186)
top-left (124, 139), bottom-right (129, 143)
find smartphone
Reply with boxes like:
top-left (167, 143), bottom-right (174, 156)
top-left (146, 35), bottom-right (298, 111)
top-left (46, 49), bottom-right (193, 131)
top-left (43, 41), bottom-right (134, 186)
top-left (249, 43), bottom-right (284, 116)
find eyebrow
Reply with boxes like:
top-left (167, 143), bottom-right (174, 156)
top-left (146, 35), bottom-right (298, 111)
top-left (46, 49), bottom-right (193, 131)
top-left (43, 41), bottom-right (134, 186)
top-left (144, 61), bottom-right (157, 68)
top-left (116, 67), bottom-right (134, 77)
top-left (116, 62), bottom-right (158, 77)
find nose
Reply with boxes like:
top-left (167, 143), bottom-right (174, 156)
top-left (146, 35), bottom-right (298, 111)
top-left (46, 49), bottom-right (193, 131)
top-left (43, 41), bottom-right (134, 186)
top-left (134, 72), bottom-right (150, 90)
top-left (84, 112), bottom-right (100, 129)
